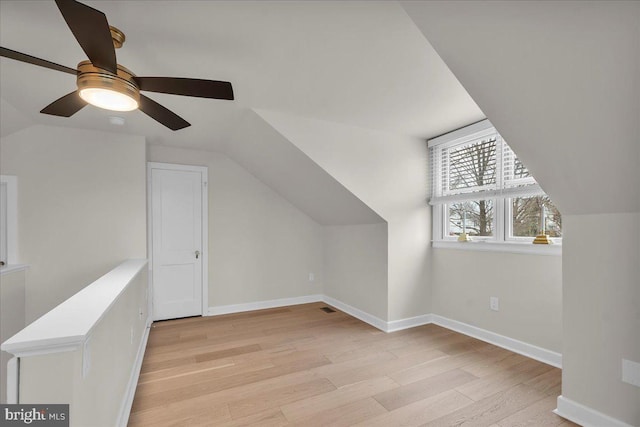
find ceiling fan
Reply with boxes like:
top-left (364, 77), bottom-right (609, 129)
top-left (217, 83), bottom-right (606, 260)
top-left (0, 0), bottom-right (234, 130)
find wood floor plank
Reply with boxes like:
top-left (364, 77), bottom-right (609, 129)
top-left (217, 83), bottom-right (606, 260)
top-left (135, 358), bottom-right (276, 397)
top-left (461, 352), bottom-right (529, 378)
top-left (354, 390), bottom-right (474, 427)
top-left (228, 378), bottom-right (336, 419)
top-left (194, 343), bottom-right (262, 362)
top-left (138, 356), bottom-right (236, 383)
top-left (127, 400), bottom-right (230, 427)
top-left (281, 376), bottom-right (398, 422)
top-left (496, 395), bottom-right (577, 427)
top-left (291, 397), bottom-right (387, 427)
top-left (423, 384), bottom-right (547, 426)
top-left (373, 368), bottom-right (478, 411)
top-left (218, 409), bottom-right (290, 427)
top-left (132, 354), bottom-right (330, 411)
top-left (326, 348), bottom-right (453, 388)
top-left (455, 359), bottom-right (555, 402)
top-left (523, 366), bottom-right (563, 396)
top-left (389, 347), bottom-right (500, 386)
top-left (129, 303), bottom-right (571, 427)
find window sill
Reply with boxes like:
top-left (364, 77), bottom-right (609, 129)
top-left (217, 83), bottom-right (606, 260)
top-left (432, 240), bottom-right (561, 256)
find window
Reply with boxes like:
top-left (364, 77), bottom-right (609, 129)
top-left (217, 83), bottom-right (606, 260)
top-left (428, 120), bottom-right (561, 253)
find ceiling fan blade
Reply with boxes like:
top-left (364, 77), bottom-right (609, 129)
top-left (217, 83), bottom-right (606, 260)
top-left (55, 0), bottom-right (117, 74)
top-left (139, 94), bottom-right (190, 131)
top-left (40, 91), bottom-right (87, 117)
top-left (136, 77), bottom-right (234, 100)
top-left (0, 47), bottom-right (77, 75)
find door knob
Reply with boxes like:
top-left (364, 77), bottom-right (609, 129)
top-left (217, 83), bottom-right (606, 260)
top-left (195, 250), bottom-right (200, 259)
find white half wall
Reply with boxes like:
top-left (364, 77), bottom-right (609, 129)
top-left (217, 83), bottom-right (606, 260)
top-left (324, 224), bottom-right (388, 321)
top-left (16, 265), bottom-right (149, 427)
top-left (0, 125), bottom-right (147, 321)
top-left (148, 145), bottom-right (325, 308)
top-left (0, 268), bottom-right (25, 403)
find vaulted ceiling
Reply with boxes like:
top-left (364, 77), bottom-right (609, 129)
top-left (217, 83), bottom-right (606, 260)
top-left (0, 1), bottom-right (483, 147)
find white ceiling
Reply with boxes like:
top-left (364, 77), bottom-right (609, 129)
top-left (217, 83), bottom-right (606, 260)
top-left (0, 0), bottom-right (483, 149)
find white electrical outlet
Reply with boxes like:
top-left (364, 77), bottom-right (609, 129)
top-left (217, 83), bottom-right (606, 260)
top-left (622, 359), bottom-right (640, 387)
top-left (490, 297), bottom-right (499, 311)
top-left (308, 272), bottom-right (315, 282)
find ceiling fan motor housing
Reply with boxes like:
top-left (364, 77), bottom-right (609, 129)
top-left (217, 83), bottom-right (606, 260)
top-left (109, 26), bottom-right (125, 49)
top-left (76, 60), bottom-right (140, 104)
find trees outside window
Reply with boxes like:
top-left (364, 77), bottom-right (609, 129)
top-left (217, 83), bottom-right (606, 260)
top-left (512, 196), bottom-right (562, 238)
top-left (449, 201), bottom-right (494, 237)
top-left (428, 120), bottom-right (562, 248)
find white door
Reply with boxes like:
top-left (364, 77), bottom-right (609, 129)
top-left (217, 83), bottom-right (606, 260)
top-left (149, 163), bottom-right (207, 321)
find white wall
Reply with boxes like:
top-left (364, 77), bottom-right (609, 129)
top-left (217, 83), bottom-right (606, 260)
top-left (0, 125), bottom-right (147, 321)
top-left (148, 145), bottom-right (325, 308)
top-left (403, 1), bottom-right (640, 424)
top-left (562, 213), bottom-right (640, 424)
top-left (324, 224), bottom-right (388, 321)
top-left (0, 269), bottom-right (25, 403)
top-left (432, 250), bottom-right (562, 353)
top-left (256, 109), bottom-right (430, 321)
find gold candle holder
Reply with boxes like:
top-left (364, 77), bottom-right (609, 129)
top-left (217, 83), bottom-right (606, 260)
top-left (458, 210), bottom-right (471, 242)
top-left (458, 233), bottom-right (471, 242)
top-left (533, 204), bottom-right (552, 244)
top-left (533, 234), bottom-right (553, 244)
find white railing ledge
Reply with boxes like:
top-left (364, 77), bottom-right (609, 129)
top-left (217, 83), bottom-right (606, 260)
top-left (1, 259), bottom-right (147, 357)
top-left (0, 264), bottom-right (29, 276)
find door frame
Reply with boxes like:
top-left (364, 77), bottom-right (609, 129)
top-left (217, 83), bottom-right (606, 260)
top-left (147, 162), bottom-right (209, 319)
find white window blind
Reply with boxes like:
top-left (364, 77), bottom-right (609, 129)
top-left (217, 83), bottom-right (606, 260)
top-left (429, 120), bottom-right (541, 205)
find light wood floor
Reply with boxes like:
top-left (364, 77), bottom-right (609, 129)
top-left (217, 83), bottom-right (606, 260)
top-left (129, 302), bottom-right (578, 426)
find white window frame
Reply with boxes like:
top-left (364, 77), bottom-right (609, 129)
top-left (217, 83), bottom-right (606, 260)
top-left (429, 121), bottom-right (561, 256)
top-left (0, 175), bottom-right (18, 265)
top-left (441, 198), bottom-right (498, 242)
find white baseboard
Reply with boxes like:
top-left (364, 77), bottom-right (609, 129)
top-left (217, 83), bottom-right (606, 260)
top-left (208, 294), bottom-right (323, 316)
top-left (117, 320), bottom-right (151, 427)
top-left (209, 295), bottom-right (561, 368)
top-left (430, 314), bottom-right (562, 368)
top-left (554, 395), bottom-right (634, 427)
top-left (386, 314), bottom-right (433, 333)
top-left (321, 295), bottom-right (388, 332)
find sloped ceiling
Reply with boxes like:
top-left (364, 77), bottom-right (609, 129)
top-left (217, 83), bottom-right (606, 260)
top-left (402, 0), bottom-right (640, 215)
top-left (1, 1), bottom-right (485, 225)
top-left (0, 0), bottom-right (482, 147)
top-left (226, 109), bottom-right (384, 225)
top-left (255, 108), bottom-right (428, 219)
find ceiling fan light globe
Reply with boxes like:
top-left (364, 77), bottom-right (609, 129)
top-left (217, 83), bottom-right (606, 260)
top-left (76, 61), bottom-right (140, 112)
top-left (79, 87), bottom-right (138, 111)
